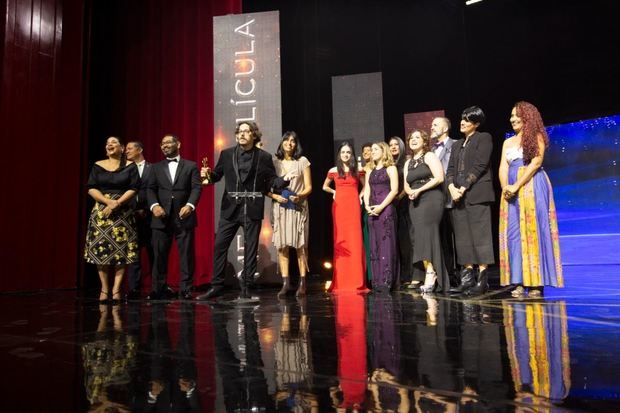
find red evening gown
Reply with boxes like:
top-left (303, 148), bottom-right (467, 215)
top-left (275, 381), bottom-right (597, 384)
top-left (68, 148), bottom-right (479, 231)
top-left (327, 171), bottom-right (369, 293)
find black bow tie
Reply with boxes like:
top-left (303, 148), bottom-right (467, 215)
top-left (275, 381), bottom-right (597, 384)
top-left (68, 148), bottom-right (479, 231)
top-left (166, 158), bottom-right (178, 163)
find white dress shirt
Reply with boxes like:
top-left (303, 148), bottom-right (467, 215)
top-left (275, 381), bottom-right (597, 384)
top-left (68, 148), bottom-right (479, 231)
top-left (136, 160), bottom-right (146, 178)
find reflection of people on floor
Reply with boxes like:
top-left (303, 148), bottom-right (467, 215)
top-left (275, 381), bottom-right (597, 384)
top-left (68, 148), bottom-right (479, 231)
top-left (143, 304), bottom-right (172, 410)
top-left (502, 300), bottom-right (571, 408)
top-left (367, 293), bottom-right (408, 411)
top-left (274, 297), bottom-right (319, 412)
top-left (81, 305), bottom-right (136, 412)
top-left (212, 306), bottom-right (270, 411)
top-left (171, 303), bottom-right (200, 411)
top-left (331, 293), bottom-right (368, 409)
top-left (457, 302), bottom-right (511, 407)
top-left (415, 296), bottom-right (459, 398)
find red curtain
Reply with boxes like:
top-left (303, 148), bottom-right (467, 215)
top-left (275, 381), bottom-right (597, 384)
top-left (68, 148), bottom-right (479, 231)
top-left (98, 0), bottom-right (241, 288)
top-left (0, 0), bottom-right (87, 292)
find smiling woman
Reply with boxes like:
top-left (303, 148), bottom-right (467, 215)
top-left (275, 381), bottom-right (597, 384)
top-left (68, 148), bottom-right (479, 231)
top-left (323, 142), bottom-right (369, 293)
top-left (84, 137), bottom-right (140, 303)
top-left (270, 131), bottom-right (312, 297)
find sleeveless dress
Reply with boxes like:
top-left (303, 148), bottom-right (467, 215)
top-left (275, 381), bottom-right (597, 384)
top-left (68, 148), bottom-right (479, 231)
top-left (368, 167), bottom-right (398, 290)
top-left (271, 156), bottom-right (310, 251)
top-left (499, 146), bottom-right (563, 287)
top-left (327, 171), bottom-right (368, 292)
top-left (406, 156), bottom-right (449, 291)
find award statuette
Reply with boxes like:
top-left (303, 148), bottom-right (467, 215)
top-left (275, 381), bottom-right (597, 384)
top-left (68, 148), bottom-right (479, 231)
top-left (201, 157), bottom-right (213, 185)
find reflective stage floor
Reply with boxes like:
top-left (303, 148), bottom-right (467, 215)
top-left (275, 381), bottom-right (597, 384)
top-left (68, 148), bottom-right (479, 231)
top-left (1, 265), bottom-right (620, 412)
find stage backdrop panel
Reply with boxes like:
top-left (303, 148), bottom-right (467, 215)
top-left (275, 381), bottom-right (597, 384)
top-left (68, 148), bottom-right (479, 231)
top-left (332, 72), bottom-right (385, 156)
top-left (213, 10), bottom-right (282, 284)
top-left (540, 114), bottom-right (620, 265)
top-left (404, 110), bottom-right (445, 137)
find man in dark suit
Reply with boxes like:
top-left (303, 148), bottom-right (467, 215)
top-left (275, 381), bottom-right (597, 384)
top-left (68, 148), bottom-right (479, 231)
top-left (430, 117), bottom-right (457, 284)
top-left (125, 141), bottom-right (153, 299)
top-left (147, 134), bottom-right (201, 300)
top-left (196, 121), bottom-right (290, 300)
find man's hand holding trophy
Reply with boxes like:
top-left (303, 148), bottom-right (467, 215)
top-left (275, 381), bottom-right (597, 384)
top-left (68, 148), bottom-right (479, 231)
top-left (200, 157), bottom-right (212, 185)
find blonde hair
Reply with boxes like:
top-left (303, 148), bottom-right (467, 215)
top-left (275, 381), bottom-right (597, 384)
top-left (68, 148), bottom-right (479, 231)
top-left (370, 141), bottom-right (394, 168)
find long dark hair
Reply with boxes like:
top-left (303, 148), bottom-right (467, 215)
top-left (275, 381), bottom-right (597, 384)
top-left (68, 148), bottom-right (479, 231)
top-left (275, 131), bottom-right (303, 160)
top-left (336, 141), bottom-right (358, 178)
top-left (107, 136), bottom-right (127, 170)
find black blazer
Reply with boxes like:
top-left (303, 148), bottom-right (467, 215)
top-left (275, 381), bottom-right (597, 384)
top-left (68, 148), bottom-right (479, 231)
top-left (136, 162), bottom-right (152, 211)
top-left (446, 131), bottom-right (495, 205)
top-left (211, 146), bottom-right (286, 221)
top-left (147, 158), bottom-right (202, 229)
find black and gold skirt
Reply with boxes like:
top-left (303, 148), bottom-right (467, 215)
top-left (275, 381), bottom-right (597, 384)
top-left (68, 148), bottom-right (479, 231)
top-left (84, 193), bottom-right (138, 265)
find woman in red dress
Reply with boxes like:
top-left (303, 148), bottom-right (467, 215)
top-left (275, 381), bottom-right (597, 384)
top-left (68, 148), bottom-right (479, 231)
top-left (322, 142), bottom-right (369, 292)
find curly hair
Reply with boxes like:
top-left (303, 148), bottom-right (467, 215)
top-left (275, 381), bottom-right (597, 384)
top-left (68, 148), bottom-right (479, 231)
top-left (514, 101), bottom-right (549, 163)
top-left (406, 129), bottom-right (431, 155)
top-left (236, 121), bottom-right (263, 143)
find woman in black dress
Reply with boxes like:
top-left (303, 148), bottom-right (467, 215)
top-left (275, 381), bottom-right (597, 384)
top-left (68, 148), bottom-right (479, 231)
top-left (388, 136), bottom-right (413, 286)
top-left (84, 137), bottom-right (140, 302)
top-left (404, 130), bottom-right (448, 293)
top-left (447, 106), bottom-right (495, 295)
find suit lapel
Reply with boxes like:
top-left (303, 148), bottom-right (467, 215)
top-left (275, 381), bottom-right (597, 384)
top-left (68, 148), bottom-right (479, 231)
top-left (162, 161), bottom-right (173, 185)
top-left (142, 163), bottom-right (151, 181)
top-left (173, 159), bottom-right (185, 186)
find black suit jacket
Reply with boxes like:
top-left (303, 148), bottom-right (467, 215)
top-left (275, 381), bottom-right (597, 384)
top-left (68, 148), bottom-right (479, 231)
top-left (446, 131), bottom-right (495, 205)
top-left (147, 158), bottom-right (202, 229)
top-left (211, 146), bottom-right (286, 221)
top-left (136, 162), bottom-right (152, 211)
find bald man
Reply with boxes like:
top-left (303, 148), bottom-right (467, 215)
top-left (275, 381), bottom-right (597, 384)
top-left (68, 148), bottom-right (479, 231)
top-left (430, 117), bottom-right (457, 283)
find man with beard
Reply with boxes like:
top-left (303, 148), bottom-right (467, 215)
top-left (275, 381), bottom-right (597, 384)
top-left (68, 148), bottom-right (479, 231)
top-left (147, 134), bottom-right (201, 300)
top-left (196, 121), bottom-right (291, 300)
top-left (430, 117), bottom-right (457, 285)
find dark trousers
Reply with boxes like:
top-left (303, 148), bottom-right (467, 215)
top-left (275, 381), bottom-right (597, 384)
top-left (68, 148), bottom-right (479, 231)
top-left (451, 201), bottom-right (495, 265)
top-left (127, 216), bottom-right (154, 291)
top-left (440, 209), bottom-right (457, 277)
top-left (151, 219), bottom-right (195, 292)
top-left (211, 210), bottom-right (261, 287)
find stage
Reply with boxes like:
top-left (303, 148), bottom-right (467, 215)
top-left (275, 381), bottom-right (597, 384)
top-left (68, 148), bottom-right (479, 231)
top-left (1, 266), bottom-right (619, 412)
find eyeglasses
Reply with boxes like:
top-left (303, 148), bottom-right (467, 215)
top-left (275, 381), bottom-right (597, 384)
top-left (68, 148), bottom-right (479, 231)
top-left (237, 130), bottom-right (252, 135)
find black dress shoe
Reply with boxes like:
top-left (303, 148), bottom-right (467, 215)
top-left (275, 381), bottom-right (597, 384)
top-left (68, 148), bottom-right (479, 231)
top-left (145, 291), bottom-right (161, 301)
top-left (162, 285), bottom-right (177, 300)
top-left (179, 290), bottom-right (193, 300)
top-left (126, 289), bottom-right (141, 300)
top-left (195, 286), bottom-right (225, 300)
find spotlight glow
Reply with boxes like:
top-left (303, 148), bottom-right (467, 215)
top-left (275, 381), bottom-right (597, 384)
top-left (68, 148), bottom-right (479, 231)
top-left (323, 261), bottom-right (333, 270)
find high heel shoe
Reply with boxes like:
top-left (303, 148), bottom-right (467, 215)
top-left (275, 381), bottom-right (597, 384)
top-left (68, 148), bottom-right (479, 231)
top-left (110, 290), bottom-right (122, 304)
top-left (277, 276), bottom-right (291, 299)
top-left (99, 290), bottom-right (110, 303)
top-left (296, 277), bottom-right (307, 297)
top-left (420, 270), bottom-right (437, 293)
top-left (465, 268), bottom-right (489, 296)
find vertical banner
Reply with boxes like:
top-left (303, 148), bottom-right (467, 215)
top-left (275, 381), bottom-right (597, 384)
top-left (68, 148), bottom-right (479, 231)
top-left (213, 11), bottom-right (282, 284)
top-left (332, 72), bottom-right (385, 155)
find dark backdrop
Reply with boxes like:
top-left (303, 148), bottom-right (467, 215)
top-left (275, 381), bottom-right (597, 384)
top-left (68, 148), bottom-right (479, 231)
top-left (2, 0), bottom-right (619, 292)
top-left (85, 0), bottom-right (241, 289)
top-left (242, 0), bottom-right (620, 271)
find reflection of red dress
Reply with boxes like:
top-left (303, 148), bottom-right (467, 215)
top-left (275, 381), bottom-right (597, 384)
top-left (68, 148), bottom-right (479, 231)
top-left (327, 171), bottom-right (368, 293)
top-left (334, 293), bottom-right (367, 408)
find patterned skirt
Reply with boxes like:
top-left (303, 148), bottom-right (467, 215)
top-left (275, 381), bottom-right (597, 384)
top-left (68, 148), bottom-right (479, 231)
top-left (84, 193), bottom-right (138, 265)
top-left (499, 160), bottom-right (563, 287)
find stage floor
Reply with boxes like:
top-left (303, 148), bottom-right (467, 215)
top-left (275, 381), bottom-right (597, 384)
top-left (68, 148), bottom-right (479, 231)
top-left (1, 265), bottom-right (620, 412)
